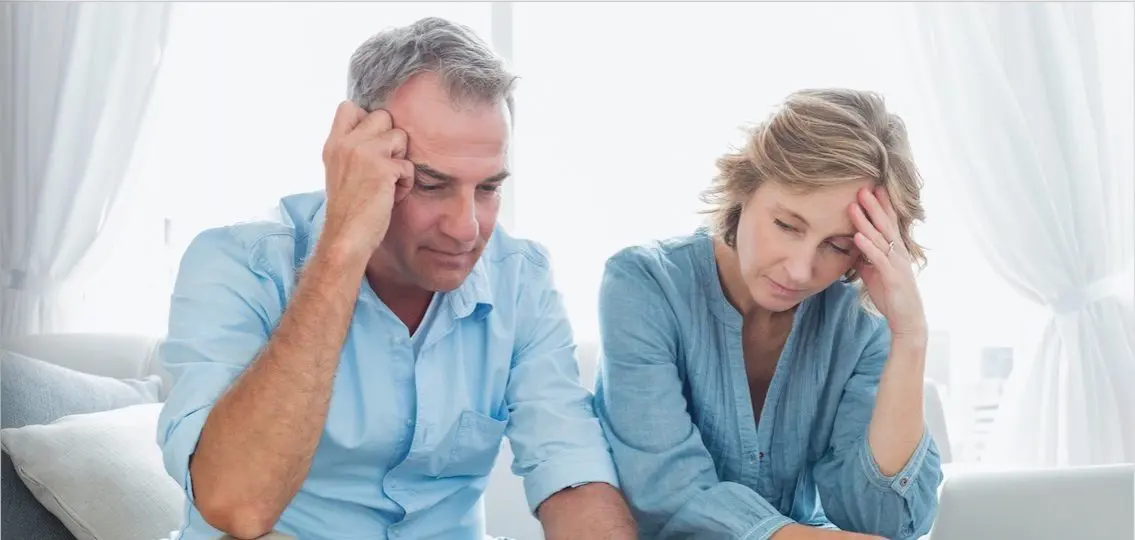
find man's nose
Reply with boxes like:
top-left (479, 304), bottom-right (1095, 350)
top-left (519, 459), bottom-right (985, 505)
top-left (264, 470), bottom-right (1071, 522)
top-left (440, 192), bottom-right (479, 245)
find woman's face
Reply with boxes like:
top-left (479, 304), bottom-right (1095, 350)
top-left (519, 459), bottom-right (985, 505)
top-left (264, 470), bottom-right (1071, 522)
top-left (734, 179), bottom-right (873, 312)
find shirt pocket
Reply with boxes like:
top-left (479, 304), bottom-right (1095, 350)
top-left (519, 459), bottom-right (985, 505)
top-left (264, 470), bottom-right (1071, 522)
top-left (427, 409), bottom-right (507, 478)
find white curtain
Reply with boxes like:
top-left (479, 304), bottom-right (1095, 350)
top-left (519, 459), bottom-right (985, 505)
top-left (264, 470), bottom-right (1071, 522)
top-left (902, 2), bottom-right (1135, 466)
top-left (0, 2), bottom-right (171, 339)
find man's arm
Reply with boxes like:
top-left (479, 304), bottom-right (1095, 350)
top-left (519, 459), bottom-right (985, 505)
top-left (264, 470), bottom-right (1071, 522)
top-left (188, 240), bottom-right (367, 538)
top-left (159, 102), bottom-right (414, 539)
top-left (537, 483), bottom-right (636, 540)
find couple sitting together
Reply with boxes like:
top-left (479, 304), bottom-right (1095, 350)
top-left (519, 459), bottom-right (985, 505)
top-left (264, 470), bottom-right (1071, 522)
top-left (156, 16), bottom-right (943, 540)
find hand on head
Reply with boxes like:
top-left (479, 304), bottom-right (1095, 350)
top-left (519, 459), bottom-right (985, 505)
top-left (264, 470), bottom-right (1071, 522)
top-left (848, 185), bottom-right (927, 340)
top-left (319, 101), bottom-right (415, 261)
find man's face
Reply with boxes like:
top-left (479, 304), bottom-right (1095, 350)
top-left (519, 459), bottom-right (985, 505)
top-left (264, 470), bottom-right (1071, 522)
top-left (374, 72), bottom-right (511, 293)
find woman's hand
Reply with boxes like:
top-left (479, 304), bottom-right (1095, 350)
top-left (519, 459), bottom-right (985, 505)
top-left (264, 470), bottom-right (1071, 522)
top-left (771, 524), bottom-right (886, 540)
top-left (847, 186), bottom-right (927, 343)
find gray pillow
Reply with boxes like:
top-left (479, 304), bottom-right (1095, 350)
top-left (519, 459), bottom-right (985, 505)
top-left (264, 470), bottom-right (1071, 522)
top-left (1, 350), bottom-right (163, 540)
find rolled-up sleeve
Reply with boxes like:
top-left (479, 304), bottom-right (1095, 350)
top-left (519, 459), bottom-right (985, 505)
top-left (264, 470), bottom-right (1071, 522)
top-left (593, 251), bottom-right (795, 540)
top-left (504, 246), bottom-right (620, 514)
top-left (812, 321), bottom-right (943, 539)
top-left (155, 227), bottom-right (278, 503)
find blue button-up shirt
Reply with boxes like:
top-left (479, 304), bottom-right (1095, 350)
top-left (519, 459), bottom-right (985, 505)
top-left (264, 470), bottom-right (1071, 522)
top-left (156, 191), bottom-right (619, 540)
top-left (594, 229), bottom-right (942, 540)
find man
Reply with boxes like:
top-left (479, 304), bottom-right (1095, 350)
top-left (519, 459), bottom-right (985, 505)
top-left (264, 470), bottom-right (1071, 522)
top-left (156, 17), bottom-right (636, 540)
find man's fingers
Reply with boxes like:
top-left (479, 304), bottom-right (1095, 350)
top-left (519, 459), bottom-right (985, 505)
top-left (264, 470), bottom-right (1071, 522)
top-left (328, 100), bottom-right (367, 140)
top-left (393, 160), bottom-right (415, 203)
top-left (355, 130), bottom-right (413, 182)
top-left (324, 101), bottom-right (367, 164)
top-left (342, 112), bottom-right (402, 155)
top-left (356, 128), bottom-right (408, 159)
top-left (352, 108), bottom-right (395, 140)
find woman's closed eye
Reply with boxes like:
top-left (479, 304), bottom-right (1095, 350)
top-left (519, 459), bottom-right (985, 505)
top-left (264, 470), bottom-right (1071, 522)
top-left (826, 241), bottom-right (853, 255)
top-left (774, 219), bottom-right (798, 232)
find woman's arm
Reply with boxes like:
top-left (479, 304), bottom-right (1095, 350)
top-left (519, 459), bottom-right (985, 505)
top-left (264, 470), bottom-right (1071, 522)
top-left (812, 321), bottom-right (943, 539)
top-left (869, 333), bottom-right (931, 476)
top-left (809, 185), bottom-right (945, 538)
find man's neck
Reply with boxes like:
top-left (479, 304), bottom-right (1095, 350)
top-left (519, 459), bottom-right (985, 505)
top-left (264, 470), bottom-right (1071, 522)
top-left (365, 254), bottom-right (434, 334)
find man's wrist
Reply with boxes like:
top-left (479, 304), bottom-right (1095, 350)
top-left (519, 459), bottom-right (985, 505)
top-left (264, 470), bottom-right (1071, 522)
top-left (311, 235), bottom-right (371, 279)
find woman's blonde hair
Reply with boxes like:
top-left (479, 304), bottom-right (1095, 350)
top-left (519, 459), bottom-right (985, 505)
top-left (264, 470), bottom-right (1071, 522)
top-left (701, 88), bottom-right (928, 285)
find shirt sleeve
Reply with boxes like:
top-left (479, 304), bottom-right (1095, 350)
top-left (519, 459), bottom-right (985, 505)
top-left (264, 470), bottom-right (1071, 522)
top-left (155, 227), bottom-right (280, 503)
top-left (504, 245), bottom-right (621, 515)
top-left (593, 250), bottom-right (795, 540)
top-left (811, 319), bottom-right (944, 540)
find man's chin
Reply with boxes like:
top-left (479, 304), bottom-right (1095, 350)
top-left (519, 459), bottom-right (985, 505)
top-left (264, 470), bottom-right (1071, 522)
top-left (417, 269), bottom-right (472, 293)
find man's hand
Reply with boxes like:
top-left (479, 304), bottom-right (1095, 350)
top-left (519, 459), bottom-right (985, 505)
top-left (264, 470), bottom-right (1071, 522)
top-left (320, 101), bottom-right (415, 262)
top-left (773, 524), bottom-right (887, 540)
top-left (537, 483), bottom-right (637, 540)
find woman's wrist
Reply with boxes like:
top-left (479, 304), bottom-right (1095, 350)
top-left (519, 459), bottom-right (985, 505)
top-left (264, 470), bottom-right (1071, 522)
top-left (890, 326), bottom-right (928, 354)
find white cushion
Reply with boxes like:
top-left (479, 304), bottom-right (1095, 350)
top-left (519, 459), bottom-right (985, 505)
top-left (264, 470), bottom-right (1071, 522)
top-left (0, 403), bottom-right (185, 540)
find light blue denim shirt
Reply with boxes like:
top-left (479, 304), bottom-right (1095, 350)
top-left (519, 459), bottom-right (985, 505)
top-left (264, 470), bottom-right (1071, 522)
top-left (156, 191), bottom-right (618, 540)
top-left (594, 229), bottom-right (942, 540)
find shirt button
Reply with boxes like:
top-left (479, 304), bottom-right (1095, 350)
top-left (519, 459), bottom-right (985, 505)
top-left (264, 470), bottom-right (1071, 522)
top-left (749, 453), bottom-right (758, 464)
top-left (899, 477), bottom-right (909, 487)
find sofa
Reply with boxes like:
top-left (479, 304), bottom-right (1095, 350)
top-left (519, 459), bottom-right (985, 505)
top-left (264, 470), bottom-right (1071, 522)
top-left (0, 333), bottom-right (953, 540)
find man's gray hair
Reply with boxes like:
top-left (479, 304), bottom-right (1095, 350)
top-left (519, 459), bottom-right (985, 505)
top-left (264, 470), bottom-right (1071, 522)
top-left (347, 17), bottom-right (516, 117)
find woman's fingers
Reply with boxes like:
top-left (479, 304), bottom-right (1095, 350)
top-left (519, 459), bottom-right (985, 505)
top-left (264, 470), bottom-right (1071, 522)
top-left (855, 232), bottom-right (892, 276)
top-left (875, 186), bottom-right (899, 225)
top-left (858, 187), bottom-right (898, 243)
top-left (849, 201), bottom-right (890, 255)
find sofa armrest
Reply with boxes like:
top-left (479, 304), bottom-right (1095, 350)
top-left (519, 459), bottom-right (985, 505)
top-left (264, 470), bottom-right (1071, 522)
top-left (0, 333), bottom-right (166, 395)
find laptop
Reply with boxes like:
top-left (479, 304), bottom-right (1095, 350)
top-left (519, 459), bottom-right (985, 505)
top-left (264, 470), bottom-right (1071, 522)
top-left (928, 464), bottom-right (1134, 540)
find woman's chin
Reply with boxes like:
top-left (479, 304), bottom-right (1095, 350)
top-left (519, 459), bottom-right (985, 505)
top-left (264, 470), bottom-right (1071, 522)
top-left (752, 292), bottom-right (802, 314)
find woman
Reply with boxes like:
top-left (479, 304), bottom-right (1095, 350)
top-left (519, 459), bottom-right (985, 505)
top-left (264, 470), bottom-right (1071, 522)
top-left (594, 89), bottom-right (943, 540)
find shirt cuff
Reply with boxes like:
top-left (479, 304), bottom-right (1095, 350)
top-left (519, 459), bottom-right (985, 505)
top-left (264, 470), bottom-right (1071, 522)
top-left (159, 403), bottom-right (214, 503)
top-left (738, 512), bottom-right (796, 540)
top-left (522, 452), bottom-right (621, 514)
top-left (857, 424), bottom-right (933, 497)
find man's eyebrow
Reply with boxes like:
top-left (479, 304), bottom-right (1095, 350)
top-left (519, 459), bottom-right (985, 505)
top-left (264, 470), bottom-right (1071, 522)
top-left (414, 164), bottom-right (458, 183)
top-left (414, 163), bottom-right (510, 184)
